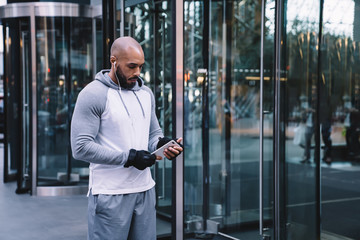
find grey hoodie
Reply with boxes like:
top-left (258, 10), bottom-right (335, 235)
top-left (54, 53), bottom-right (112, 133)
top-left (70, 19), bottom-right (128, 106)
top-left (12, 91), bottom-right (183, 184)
top-left (70, 70), bottom-right (163, 195)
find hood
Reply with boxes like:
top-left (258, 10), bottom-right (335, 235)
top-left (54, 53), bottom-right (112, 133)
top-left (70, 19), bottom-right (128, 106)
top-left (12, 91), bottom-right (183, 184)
top-left (94, 69), bottom-right (146, 119)
top-left (95, 69), bottom-right (144, 91)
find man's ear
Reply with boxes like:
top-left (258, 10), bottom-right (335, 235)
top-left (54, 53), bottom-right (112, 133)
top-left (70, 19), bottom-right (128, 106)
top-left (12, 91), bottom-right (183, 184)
top-left (110, 56), bottom-right (116, 65)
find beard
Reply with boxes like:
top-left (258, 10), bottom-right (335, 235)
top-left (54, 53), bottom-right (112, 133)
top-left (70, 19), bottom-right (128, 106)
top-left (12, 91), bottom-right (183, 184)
top-left (115, 66), bottom-right (137, 89)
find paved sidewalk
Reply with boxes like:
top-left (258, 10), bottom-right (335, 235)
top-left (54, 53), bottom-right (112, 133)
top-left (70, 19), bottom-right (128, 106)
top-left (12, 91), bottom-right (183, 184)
top-left (0, 182), bottom-right (88, 240)
top-left (0, 143), bottom-right (172, 240)
top-left (0, 144), bottom-right (88, 240)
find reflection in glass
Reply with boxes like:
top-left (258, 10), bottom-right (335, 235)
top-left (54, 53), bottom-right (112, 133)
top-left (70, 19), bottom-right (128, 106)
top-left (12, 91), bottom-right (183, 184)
top-left (70, 17), bottom-right (94, 182)
top-left (36, 16), bottom-right (92, 186)
top-left (3, 18), bottom-right (31, 191)
top-left (321, 1), bottom-right (360, 239)
top-left (284, 0), bottom-right (321, 239)
top-left (262, 0), bottom-right (275, 238)
top-left (184, 1), bottom-right (204, 232)
top-left (283, 1), bottom-right (360, 239)
top-left (184, 1), bottom-right (274, 238)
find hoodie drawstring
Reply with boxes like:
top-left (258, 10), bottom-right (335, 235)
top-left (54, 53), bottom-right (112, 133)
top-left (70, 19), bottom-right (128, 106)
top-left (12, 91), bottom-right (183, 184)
top-left (111, 71), bottom-right (145, 119)
top-left (133, 91), bottom-right (145, 118)
top-left (116, 89), bottom-right (131, 118)
top-left (116, 89), bottom-right (146, 119)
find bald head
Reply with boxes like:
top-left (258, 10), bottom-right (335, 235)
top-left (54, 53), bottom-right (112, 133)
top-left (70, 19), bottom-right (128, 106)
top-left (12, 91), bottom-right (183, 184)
top-left (108, 36), bottom-right (145, 88)
top-left (110, 37), bottom-right (143, 61)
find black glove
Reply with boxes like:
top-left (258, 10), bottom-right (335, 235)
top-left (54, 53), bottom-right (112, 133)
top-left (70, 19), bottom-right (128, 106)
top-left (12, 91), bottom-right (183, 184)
top-left (124, 149), bottom-right (156, 170)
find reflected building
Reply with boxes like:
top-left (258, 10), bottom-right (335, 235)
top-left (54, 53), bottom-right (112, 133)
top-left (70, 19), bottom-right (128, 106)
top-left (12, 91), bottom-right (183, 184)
top-left (1, 0), bottom-right (360, 240)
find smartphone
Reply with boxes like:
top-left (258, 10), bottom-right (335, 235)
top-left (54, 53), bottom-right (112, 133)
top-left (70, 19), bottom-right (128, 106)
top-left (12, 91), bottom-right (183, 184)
top-left (152, 140), bottom-right (180, 159)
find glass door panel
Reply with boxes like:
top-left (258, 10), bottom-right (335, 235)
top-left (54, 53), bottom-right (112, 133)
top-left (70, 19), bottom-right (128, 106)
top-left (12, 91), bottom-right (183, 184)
top-left (207, 1), bottom-right (275, 239)
top-left (3, 19), bottom-right (21, 183)
top-left (36, 16), bottom-right (70, 185)
top-left (261, 0), bottom-right (275, 238)
top-left (320, 1), bottom-right (360, 239)
top-left (36, 16), bottom-right (92, 186)
top-left (1, 3), bottom-right (94, 194)
top-left (3, 18), bottom-right (31, 192)
top-left (69, 17), bottom-right (94, 184)
top-left (282, 0), bottom-right (321, 239)
top-left (36, 17), bottom-right (68, 185)
top-left (208, 0), bottom-right (250, 231)
top-left (182, 1), bottom-right (275, 239)
top-left (184, 1), bottom-right (205, 234)
top-left (120, 1), bottom-right (174, 237)
top-left (182, 1), bottom-right (276, 238)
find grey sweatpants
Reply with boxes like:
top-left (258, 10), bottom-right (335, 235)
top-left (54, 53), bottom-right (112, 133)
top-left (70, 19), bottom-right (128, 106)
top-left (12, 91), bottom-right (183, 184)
top-left (87, 188), bottom-right (156, 240)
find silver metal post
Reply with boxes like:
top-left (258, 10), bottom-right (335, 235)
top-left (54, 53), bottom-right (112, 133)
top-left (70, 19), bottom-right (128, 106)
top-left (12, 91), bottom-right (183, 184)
top-left (30, 5), bottom-right (37, 196)
top-left (175, 1), bottom-right (184, 239)
top-left (120, 0), bottom-right (124, 37)
top-left (274, 0), bottom-right (283, 239)
top-left (259, 0), bottom-right (265, 236)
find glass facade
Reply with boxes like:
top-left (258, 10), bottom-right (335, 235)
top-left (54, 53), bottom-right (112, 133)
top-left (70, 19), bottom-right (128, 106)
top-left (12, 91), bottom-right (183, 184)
top-left (283, 1), bottom-right (321, 239)
top-left (321, 0), bottom-right (360, 238)
top-left (36, 16), bottom-right (93, 186)
top-left (3, 18), bottom-right (29, 188)
top-left (183, 1), bottom-right (275, 238)
top-left (1, 0), bottom-right (360, 239)
top-left (1, 3), bottom-right (95, 194)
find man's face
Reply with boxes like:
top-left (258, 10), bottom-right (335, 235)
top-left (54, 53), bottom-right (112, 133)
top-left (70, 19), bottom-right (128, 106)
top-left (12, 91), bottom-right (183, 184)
top-left (114, 47), bottom-right (145, 89)
top-left (115, 65), bottom-right (137, 89)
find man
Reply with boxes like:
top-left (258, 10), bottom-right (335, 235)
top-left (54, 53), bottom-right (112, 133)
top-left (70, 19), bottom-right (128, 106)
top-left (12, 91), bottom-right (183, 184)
top-left (301, 83), bottom-right (332, 164)
top-left (71, 36), bottom-right (183, 240)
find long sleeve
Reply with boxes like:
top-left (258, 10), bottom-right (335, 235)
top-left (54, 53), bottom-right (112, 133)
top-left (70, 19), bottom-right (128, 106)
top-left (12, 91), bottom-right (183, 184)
top-left (70, 81), bottom-right (128, 165)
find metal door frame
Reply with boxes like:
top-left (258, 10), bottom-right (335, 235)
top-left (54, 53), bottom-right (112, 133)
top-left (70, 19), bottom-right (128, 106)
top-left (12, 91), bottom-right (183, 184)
top-left (172, 1), bottom-right (184, 239)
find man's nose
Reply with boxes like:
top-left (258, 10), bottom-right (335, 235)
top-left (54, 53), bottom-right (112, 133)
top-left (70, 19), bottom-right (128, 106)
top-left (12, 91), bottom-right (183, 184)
top-left (134, 67), bottom-right (141, 76)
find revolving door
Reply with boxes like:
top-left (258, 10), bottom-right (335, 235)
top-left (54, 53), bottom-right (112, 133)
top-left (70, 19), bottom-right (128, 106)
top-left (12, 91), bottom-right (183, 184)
top-left (1, 2), bottom-right (97, 195)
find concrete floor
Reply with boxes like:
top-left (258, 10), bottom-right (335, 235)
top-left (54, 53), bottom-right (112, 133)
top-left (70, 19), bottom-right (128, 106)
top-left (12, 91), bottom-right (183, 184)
top-left (0, 141), bottom-right (88, 240)
top-left (0, 177), bottom-right (88, 240)
top-left (0, 143), bottom-right (173, 240)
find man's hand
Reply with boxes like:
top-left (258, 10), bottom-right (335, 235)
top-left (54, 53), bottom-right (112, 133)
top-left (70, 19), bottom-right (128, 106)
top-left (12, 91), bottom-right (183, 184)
top-left (124, 149), bottom-right (156, 170)
top-left (157, 137), bottom-right (183, 160)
